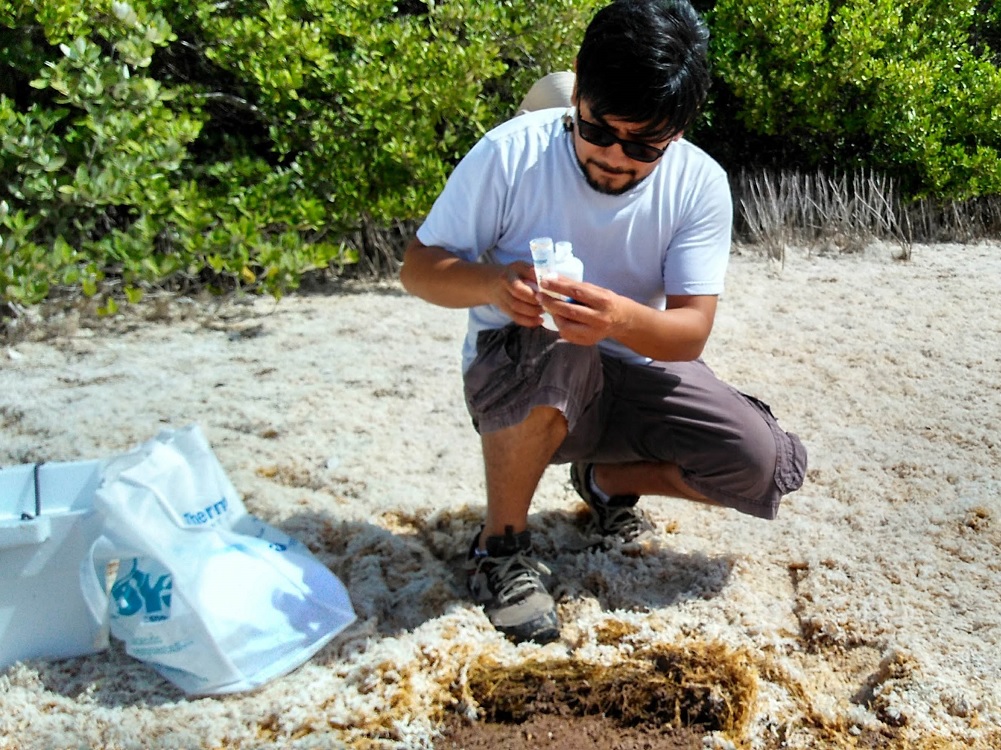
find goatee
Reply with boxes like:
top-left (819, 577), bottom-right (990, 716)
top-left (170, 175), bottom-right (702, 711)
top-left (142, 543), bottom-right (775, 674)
top-left (575, 154), bottom-right (647, 196)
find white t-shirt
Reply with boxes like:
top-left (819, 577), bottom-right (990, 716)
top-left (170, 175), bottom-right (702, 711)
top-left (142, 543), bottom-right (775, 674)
top-left (415, 107), bottom-right (733, 371)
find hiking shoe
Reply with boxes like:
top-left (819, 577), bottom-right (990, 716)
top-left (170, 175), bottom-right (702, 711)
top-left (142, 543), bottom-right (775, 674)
top-left (570, 462), bottom-right (654, 545)
top-left (465, 526), bottom-right (559, 644)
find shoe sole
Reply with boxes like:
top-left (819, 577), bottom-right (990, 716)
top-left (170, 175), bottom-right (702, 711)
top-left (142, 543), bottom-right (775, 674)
top-left (499, 609), bottom-right (560, 644)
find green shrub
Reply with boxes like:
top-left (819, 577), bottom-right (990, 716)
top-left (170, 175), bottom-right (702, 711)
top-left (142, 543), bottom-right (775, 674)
top-left (1, 1), bottom-right (198, 308)
top-left (4, 0), bottom-right (1001, 313)
top-left (177, 0), bottom-right (600, 227)
top-left (708, 0), bottom-right (1001, 199)
top-left (1, 0), bottom-right (602, 309)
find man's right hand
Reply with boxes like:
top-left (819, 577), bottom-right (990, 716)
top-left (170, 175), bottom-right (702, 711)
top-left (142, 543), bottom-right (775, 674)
top-left (492, 261), bottom-right (545, 328)
top-left (400, 238), bottom-right (545, 327)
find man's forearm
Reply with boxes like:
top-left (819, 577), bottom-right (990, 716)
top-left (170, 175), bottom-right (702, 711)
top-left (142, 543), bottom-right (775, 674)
top-left (612, 301), bottom-right (714, 362)
top-left (399, 239), bottom-right (501, 309)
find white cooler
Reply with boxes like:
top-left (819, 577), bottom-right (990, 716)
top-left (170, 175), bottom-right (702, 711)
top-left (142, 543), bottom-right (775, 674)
top-left (1, 460), bottom-right (109, 668)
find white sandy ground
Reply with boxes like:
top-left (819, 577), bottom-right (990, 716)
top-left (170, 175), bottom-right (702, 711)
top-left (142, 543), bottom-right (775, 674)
top-left (1, 241), bottom-right (1000, 749)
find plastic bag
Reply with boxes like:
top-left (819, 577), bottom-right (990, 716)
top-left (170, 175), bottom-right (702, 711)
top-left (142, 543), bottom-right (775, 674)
top-left (81, 424), bottom-right (355, 695)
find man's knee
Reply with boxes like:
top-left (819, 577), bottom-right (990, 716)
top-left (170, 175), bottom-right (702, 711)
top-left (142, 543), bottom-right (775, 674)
top-left (483, 404), bottom-right (568, 436)
top-left (684, 423), bottom-right (806, 519)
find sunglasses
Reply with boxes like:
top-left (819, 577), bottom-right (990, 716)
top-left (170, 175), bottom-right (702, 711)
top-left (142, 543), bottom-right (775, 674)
top-left (574, 113), bottom-right (669, 163)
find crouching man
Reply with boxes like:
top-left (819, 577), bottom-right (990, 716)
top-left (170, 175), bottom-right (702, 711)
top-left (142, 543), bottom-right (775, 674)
top-left (400, 0), bottom-right (807, 643)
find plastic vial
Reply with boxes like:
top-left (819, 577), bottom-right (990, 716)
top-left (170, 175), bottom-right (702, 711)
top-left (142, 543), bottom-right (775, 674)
top-left (532, 239), bottom-right (585, 330)
top-left (553, 241), bottom-right (584, 290)
top-left (529, 236), bottom-right (555, 288)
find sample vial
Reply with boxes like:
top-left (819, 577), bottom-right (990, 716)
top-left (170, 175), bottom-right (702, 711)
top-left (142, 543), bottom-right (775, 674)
top-left (529, 236), bottom-right (555, 289)
top-left (530, 238), bottom-right (585, 330)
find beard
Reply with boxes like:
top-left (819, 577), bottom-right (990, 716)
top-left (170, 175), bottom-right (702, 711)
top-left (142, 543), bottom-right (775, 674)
top-left (575, 153), bottom-right (649, 196)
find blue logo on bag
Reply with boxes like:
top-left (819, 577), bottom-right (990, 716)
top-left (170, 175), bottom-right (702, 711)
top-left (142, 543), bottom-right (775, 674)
top-left (182, 496), bottom-right (229, 526)
top-left (112, 559), bottom-right (172, 621)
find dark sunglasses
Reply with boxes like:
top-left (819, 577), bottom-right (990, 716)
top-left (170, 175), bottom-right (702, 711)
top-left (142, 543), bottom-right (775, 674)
top-left (574, 113), bottom-right (669, 163)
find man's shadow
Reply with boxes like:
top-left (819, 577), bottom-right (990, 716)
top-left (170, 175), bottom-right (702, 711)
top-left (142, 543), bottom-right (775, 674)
top-left (282, 505), bottom-right (733, 635)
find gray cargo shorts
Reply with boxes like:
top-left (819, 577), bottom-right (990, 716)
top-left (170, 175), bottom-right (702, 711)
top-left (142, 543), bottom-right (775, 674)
top-left (463, 324), bottom-right (807, 520)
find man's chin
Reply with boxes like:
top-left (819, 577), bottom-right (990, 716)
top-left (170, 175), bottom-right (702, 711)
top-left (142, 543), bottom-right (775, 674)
top-left (582, 163), bottom-right (641, 196)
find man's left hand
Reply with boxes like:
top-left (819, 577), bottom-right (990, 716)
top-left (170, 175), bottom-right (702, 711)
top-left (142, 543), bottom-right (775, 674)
top-left (537, 276), bottom-right (627, 346)
top-left (540, 276), bottom-right (718, 362)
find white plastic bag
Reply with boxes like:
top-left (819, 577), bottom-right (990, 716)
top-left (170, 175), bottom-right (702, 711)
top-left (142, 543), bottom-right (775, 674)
top-left (81, 424), bottom-right (356, 695)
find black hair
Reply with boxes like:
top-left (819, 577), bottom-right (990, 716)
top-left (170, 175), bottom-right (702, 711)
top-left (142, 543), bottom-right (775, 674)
top-left (575, 0), bottom-right (711, 140)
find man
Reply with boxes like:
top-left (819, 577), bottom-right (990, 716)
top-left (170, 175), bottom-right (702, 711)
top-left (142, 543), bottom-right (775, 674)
top-left (400, 0), bottom-right (807, 644)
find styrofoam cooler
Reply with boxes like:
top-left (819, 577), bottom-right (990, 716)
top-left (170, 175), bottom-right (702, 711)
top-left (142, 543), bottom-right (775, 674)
top-left (1, 460), bottom-right (110, 668)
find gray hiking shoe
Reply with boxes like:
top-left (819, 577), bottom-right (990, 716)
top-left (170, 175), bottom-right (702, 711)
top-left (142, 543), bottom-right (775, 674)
top-left (570, 462), bottom-right (654, 545)
top-left (465, 526), bottom-right (559, 644)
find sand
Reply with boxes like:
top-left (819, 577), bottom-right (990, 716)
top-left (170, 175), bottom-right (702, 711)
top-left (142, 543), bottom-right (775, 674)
top-left (1, 241), bottom-right (999, 749)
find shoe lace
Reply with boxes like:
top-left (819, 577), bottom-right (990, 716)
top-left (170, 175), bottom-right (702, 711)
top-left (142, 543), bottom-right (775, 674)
top-left (593, 504), bottom-right (651, 541)
top-left (487, 551), bottom-right (552, 605)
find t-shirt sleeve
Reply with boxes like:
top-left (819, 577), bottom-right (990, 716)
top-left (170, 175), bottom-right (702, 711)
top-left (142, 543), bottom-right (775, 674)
top-left (415, 137), bottom-right (509, 263)
top-left (663, 171), bottom-right (733, 296)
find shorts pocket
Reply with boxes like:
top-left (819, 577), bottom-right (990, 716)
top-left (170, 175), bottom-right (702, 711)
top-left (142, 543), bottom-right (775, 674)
top-left (739, 392), bottom-right (808, 496)
top-left (464, 326), bottom-right (521, 417)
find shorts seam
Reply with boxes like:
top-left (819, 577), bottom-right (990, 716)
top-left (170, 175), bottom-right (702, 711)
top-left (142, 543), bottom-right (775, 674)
top-left (681, 473), bottom-right (781, 520)
top-left (474, 385), bottom-right (580, 434)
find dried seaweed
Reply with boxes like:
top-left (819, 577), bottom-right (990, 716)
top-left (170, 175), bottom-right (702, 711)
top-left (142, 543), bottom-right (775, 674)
top-left (465, 641), bottom-right (757, 736)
